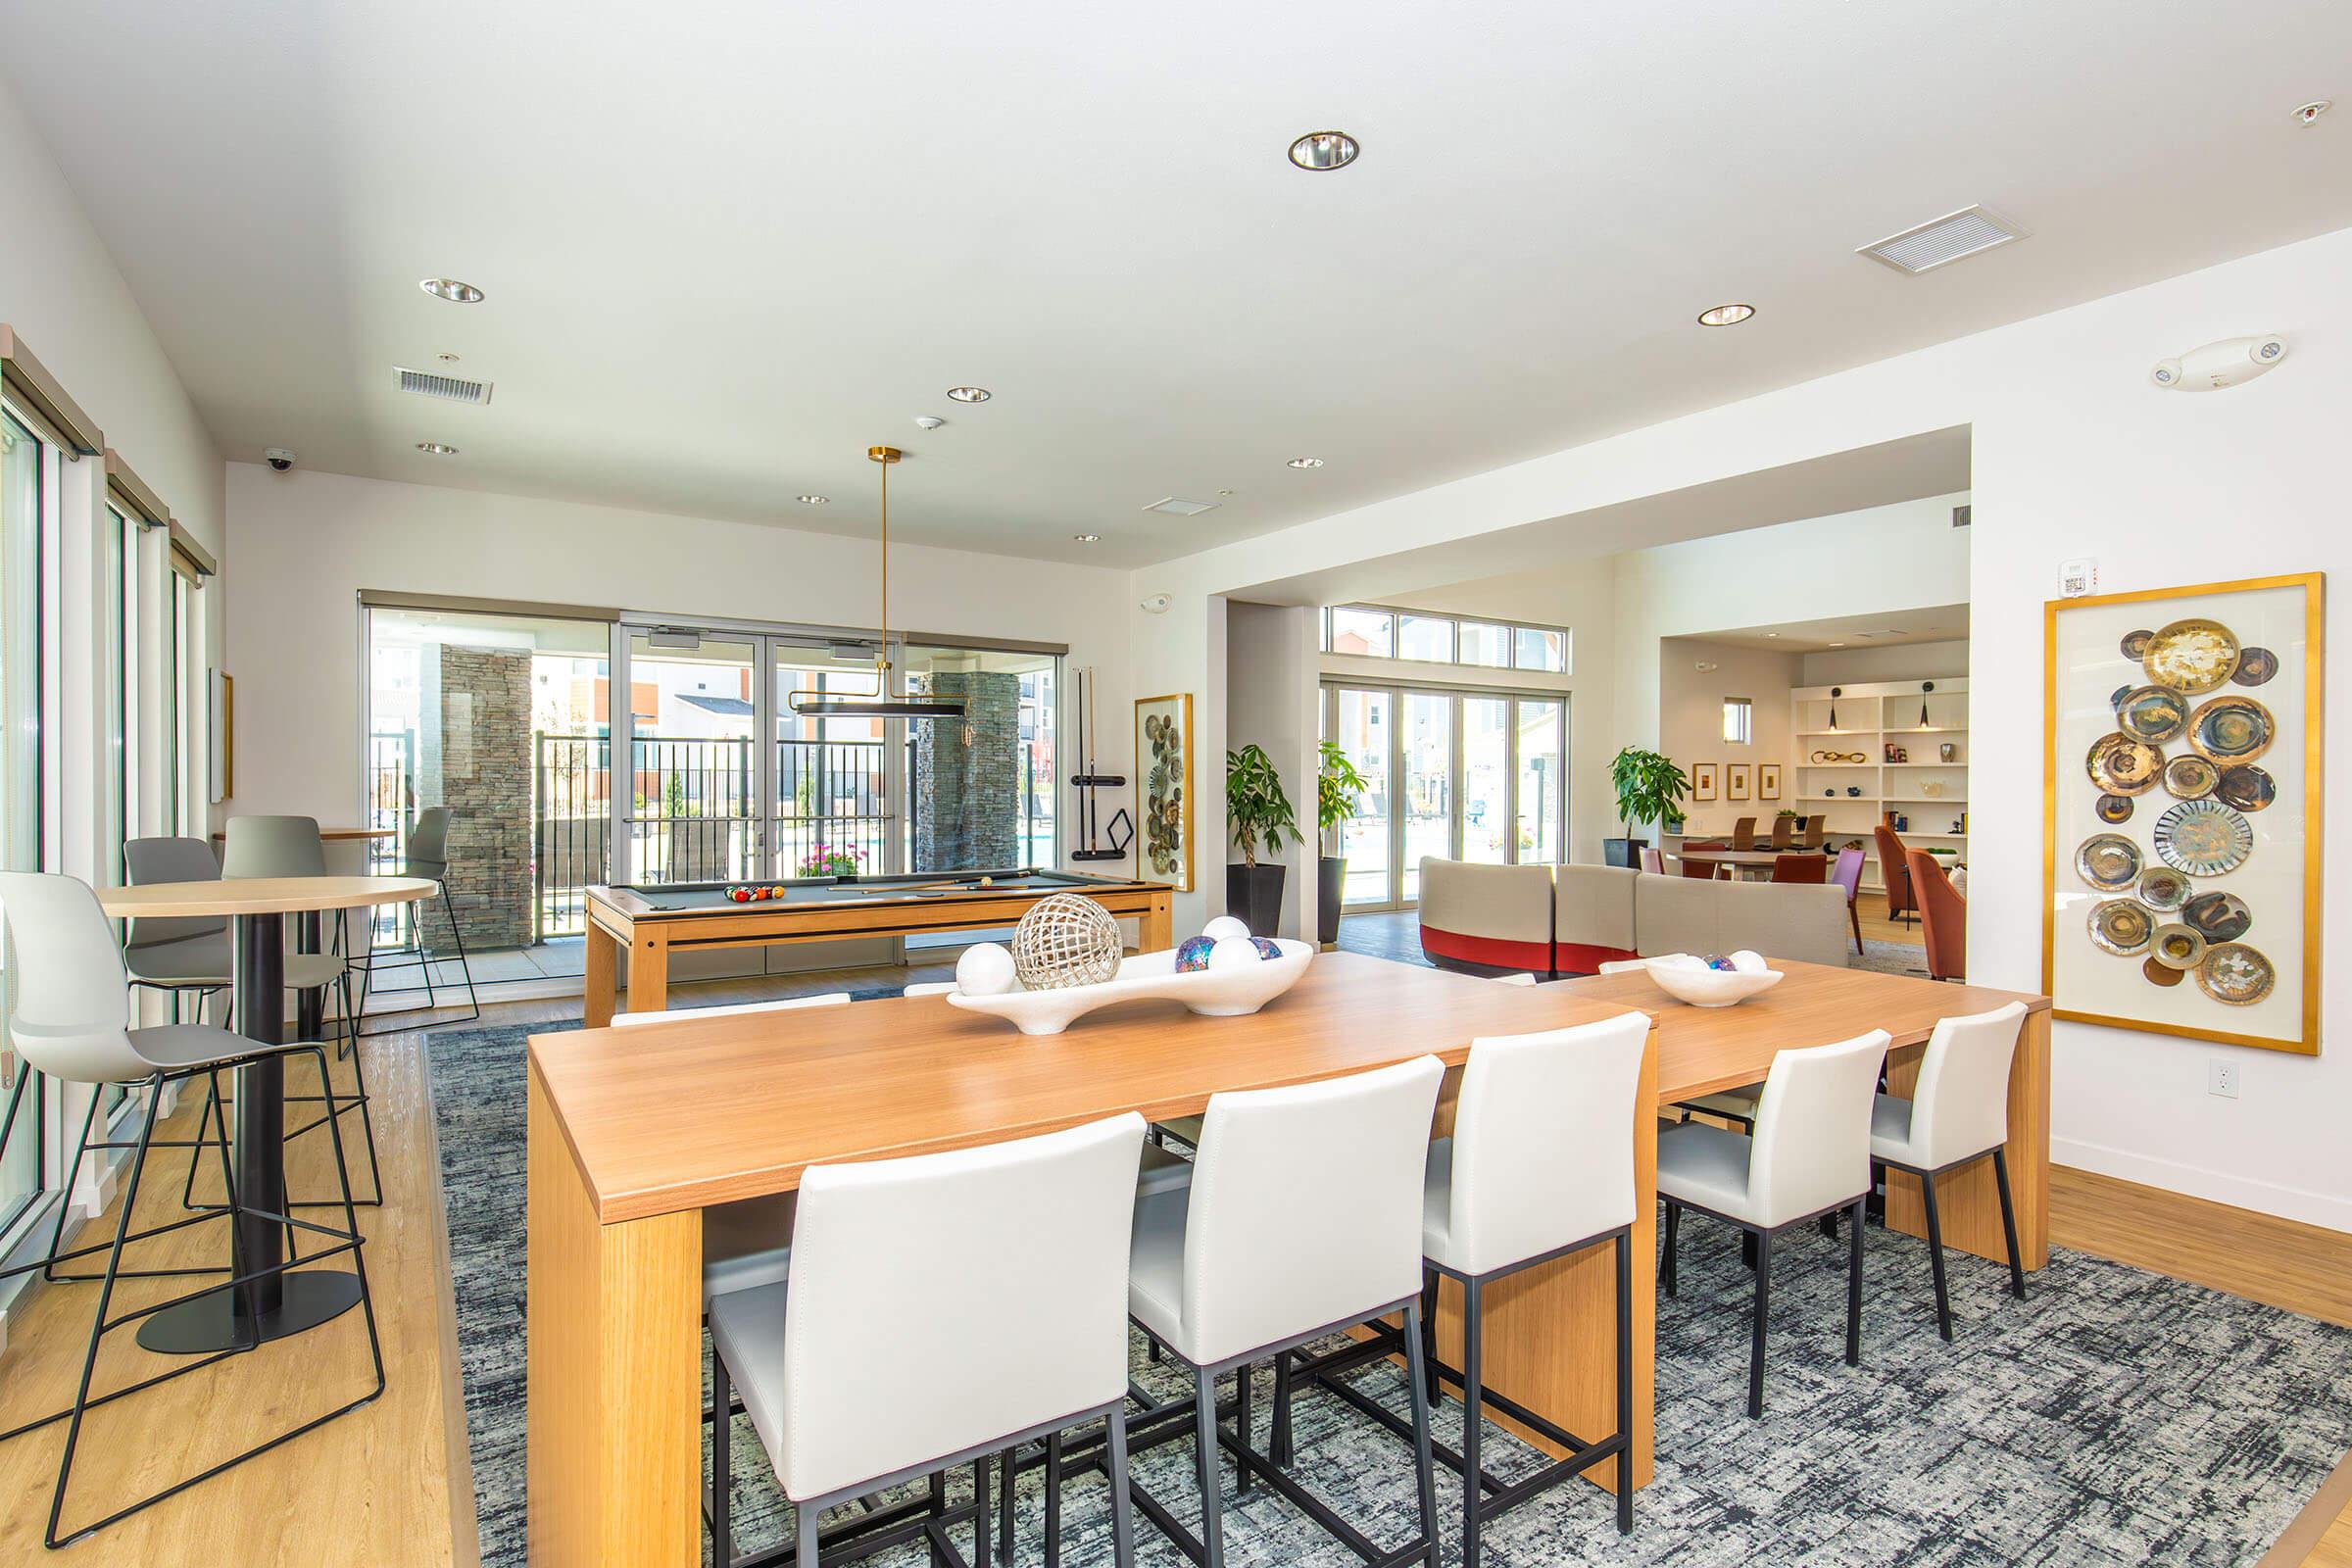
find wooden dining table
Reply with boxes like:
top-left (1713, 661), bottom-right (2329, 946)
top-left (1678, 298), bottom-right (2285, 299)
top-left (524, 952), bottom-right (2049, 1564)
top-left (1673, 846), bottom-right (1825, 880)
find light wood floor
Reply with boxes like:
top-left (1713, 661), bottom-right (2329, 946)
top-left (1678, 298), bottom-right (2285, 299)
top-left (0, 975), bottom-right (2346, 1565)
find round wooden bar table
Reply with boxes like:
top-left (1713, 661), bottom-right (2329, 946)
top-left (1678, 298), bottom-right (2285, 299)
top-left (97, 875), bottom-right (436, 1353)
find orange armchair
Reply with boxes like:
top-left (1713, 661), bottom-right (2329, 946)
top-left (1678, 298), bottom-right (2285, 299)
top-left (1906, 848), bottom-right (1967, 981)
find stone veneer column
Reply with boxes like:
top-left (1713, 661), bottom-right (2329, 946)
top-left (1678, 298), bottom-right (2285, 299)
top-left (913, 670), bottom-right (1019, 871)
top-left (417, 644), bottom-right (534, 950)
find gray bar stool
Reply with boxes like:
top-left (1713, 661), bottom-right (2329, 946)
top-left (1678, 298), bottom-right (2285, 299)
top-left (354, 807), bottom-right (480, 1030)
top-left (122, 836), bottom-right (233, 1023)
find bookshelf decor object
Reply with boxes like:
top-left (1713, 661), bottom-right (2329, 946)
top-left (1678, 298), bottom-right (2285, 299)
top-left (1789, 673), bottom-right (1971, 894)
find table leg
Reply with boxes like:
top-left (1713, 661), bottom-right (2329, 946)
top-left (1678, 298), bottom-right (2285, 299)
top-left (297, 908), bottom-right (324, 1042)
top-left (624, 931), bottom-right (670, 1018)
top-left (583, 921), bottom-right (619, 1029)
top-left (1139, 895), bottom-right (1173, 955)
top-left (528, 1065), bottom-right (702, 1564)
top-left (1884, 1008), bottom-right (2050, 1269)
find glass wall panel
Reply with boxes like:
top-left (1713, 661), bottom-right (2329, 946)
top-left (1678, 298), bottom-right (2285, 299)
top-left (1396, 615), bottom-right (1453, 663)
top-left (899, 645), bottom-right (1057, 874)
top-left (0, 412), bottom-right (44, 1230)
top-left (1459, 621), bottom-right (1510, 667)
top-left (1515, 698), bottom-right (1564, 863)
top-left (1515, 627), bottom-right (1567, 672)
top-left (626, 631), bottom-right (758, 885)
top-left (1329, 607), bottom-right (1394, 658)
top-left (1461, 697), bottom-right (1510, 863)
top-left (1399, 693), bottom-right (1450, 901)
top-left (1330, 687), bottom-right (1391, 905)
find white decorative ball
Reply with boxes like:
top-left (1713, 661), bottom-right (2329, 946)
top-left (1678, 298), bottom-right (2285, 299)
top-left (1727, 950), bottom-right (1768, 974)
top-left (1010, 894), bottom-right (1124, 990)
top-left (1206, 936), bottom-right (1260, 971)
top-left (956, 942), bottom-right (1018, 997)
top-left (1201, 915), bottom-right (1251, 944)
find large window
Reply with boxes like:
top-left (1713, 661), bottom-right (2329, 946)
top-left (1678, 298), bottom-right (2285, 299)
top-left (1321, 603), bottom-right (1572, 675)
top-left (0, 410), bottom-right (49, 1237)
top-left (1322, 682), bottom-right (1568, 908)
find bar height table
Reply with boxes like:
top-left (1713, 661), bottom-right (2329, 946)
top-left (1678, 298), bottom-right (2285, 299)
top-left (98, 874), bottom-right (437, 1353)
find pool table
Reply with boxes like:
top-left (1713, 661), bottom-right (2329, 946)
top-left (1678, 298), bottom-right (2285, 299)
top-left (580, 868), bottom-right (1174, 1026)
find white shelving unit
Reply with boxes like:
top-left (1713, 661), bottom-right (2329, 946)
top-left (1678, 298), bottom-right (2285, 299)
top-left (1789, 678), bottom-right (1969, 894)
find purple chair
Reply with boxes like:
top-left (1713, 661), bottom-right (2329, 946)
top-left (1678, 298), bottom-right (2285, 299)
top-left (1829, 846), bottom-right (1866, 956)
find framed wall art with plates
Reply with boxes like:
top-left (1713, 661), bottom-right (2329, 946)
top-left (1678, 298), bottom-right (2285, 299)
top-left (2042, 573), bottom-right (2322, 1054)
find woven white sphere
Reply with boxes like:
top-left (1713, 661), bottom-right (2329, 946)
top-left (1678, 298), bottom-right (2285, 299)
top-left (1010, 894), bottom-right (1123, 991)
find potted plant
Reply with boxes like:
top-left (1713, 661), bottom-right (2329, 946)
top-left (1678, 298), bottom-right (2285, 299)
top-left (1225, 743), bottom-right (1299, 936)
top-left (1606, 746), bottom-right (1690, 868)
top-left (1314, 740), bottom-right (1369, 946)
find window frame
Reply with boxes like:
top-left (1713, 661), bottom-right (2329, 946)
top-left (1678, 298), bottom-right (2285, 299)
top-left (1321, 602), bottom-right (1573, 676)
top-left (1722, 696), bottom-right (1754, 746)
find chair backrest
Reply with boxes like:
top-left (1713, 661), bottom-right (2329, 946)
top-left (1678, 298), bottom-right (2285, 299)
top-left (1730, 817), bottom-right (1758, 851)
top-left (1747, 1030), bottom-right (1889, 1223)
top-left (1638, 847), bottom-right (1665, 875)
top-left (1447, 1013), bottom-right (1649, 1274)
top-left (1907, 1002), bottom-right (2027, 1168)
top-left (1417, 858), bottom-right (1555, 975)
top-left (1828, 846), bottom-right (1866, 904)
top-left (1907, 849), bottom-right (1968, 981)
top-left (1771, 853), bottom-right (1827, 885)
top-left (903, 981), bottom-right (957, 997)
top-left (1799, 814), bottom-right (1827, 848)
top-left (1768, 815), bottom-right (1794, 850)
top-left (0, 872), bottom-right (151, 1084)
top-left (406, 808), bottom-right (453, 877)
top-left (122, 835), bottom-right (225, 948)
top-left (1678, 852), bottom-right (1720, 879)
top-left (610, 993), bottom-right (850, 1026)
top-left (221, 814), bottom-right (327, 879)
top-left (1875, 825), bottom-right (1916, 917)
top-left (779, 1112), bottom-right (1146, 1501)
top-left (1182, 1054), bottom-right (1443, 1365)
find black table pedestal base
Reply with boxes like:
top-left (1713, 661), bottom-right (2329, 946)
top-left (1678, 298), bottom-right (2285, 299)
top-left (136, 1269), bottom-right (366, 1355)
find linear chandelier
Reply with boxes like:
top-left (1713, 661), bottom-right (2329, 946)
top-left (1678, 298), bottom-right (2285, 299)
top-left (788, 445), bottom-right (965, 720)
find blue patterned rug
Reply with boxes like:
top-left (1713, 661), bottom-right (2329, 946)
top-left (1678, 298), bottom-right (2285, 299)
top-left (427, 1020), bottom-right (2352, 1567)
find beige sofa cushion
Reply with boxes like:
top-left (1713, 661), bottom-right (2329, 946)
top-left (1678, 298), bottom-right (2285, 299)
top-left (1552, 864), bottom-right (1639, 967)
top-left (1417, 858), bottom-right (1555, 972)
top-left (1632, 871), bottom-right (1850, 969)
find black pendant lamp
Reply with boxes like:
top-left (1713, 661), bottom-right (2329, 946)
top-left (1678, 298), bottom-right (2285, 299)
top-left (789, 446), bottom-right (965, 720)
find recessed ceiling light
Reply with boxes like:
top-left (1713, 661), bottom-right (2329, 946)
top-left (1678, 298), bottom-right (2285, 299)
top-left (1830, 641), bottom-right (1846, 647)
top-left (1697, 303), bottom-right (1756, 327)
top-left (419, 277), bottom-right (484, 304)
top-left (1073, 533), bottom-right (1101, 543)
top-left (1288, 456), bottom-right (1325, 468)
top-left (1288, 131), bottom-right (1359, 172)
top-left (416, 441), bottom-right (460, 455)
top-left (2294, 99), bottom-right (2331, 125)
top-left (946, 385), bottom-right (991, 404)
top-left (798, 494), bottom-right (829, 505)
top-left (1765, 632), bottom-right (1781, 638)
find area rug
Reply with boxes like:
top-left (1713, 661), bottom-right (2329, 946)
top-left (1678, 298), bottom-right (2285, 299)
top-left (427, 1022), bottom-right (2352, 1568)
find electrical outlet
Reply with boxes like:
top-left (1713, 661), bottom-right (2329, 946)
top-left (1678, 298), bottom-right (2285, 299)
top-left (2208, 1059), bottom-right (2240, 1099)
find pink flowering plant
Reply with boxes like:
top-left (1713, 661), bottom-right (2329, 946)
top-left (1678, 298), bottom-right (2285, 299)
top-left (797, 843), bottom-right (867, 878)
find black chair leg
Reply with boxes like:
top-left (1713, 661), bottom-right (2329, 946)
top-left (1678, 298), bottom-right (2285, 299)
top-left (1191, 1367), bottom-right (1226, 1568)
top-left (1044, 1428), bottom-right (1063, 1568)
top-left (1400, 1300), bottom-right (1442, 1568)
top-left (1104, 1407), bottom-right (1137, 1568)
top-left (975, 1451), bottom-right (993, 1568)
top-left (41, 1091), bottom-right (105, 1284)
top-left (1993, 1148), bottom-right (2027, 1300)
top-left (1614, 1232), bottom-right (1634, 1534)
top-left (1270, 1350), bottom-right (1295, 1468)
top-left (1846, 1198), bottom-right (1865, 1366)
top-left (1747, 1227), bottom-right (1773, 1419)
top-left (1233, 1361), bottom-right (1253, 1494)
top-left (1462, 1278), bottom-right (1485, 1568)
top-left (1662, 1200), bottom-right (1680, 1298)
top-left (440, 880), bottom-right (481, 1022)
top-left (711, 1352), bottom-right (733, 1566)
top-left (1922, 1171), bottom-right (1953, 1342)
top-left (1419, 1266), bottom-right (1441, 1401)
top-left (996, 1446), bottom-right (1014, 1565)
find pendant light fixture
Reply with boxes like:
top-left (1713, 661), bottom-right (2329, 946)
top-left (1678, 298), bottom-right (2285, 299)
top-left (788, 446), bottom-right (966, 720)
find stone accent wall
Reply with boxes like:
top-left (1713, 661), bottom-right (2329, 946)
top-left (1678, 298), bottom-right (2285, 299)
top-left (417, 645), bottom-right (533, 950)
top-left (913, 671), bottom-right (1019, 871)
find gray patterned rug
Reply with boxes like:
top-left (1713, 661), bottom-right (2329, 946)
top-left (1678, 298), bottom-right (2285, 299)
top-left (427, 1022), bottom-right (2352, 1568)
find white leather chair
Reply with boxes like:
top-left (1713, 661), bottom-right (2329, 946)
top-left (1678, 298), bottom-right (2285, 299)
top-left (1657, 1030), bottom-right (1888, 1417)
top-left (1126, 1056), bottom-right (1445, 1568)
top-left (707, 1113), bottom-right (1147, 1568)
top-left (611, 991), bottom-right (852, 1026)
top-left (1489, 971), bottom-right (1539, 986)
top-left (903, 980), bottom-right (957, 997)
top-left (1870, 1002), bottom-right (2031, 1339)
top-left (0, 872), bottom-right (378, 1547)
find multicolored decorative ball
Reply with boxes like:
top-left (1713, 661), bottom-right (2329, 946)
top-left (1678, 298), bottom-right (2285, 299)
top-left (1010, 894), bottom-right (1123, 990)
top-left (1174, 935), bottom-right (1219, 972)
top-left (1250, 937), bottom-right (1282, 959)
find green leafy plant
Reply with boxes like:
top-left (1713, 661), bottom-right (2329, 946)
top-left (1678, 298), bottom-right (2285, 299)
top-left (1608, 746), bottom-right (1690, 839)
top-left (1225, 744), bottom-right (1298, 867)
top-left (1315, 740), bottom-right (1369, 857)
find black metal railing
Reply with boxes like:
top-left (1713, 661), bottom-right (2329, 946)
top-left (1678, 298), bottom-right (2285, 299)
top-left (365, 731), bottom-right (414, 946)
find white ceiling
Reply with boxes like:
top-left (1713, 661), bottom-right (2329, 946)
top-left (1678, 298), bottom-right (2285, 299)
top-left (3, 1), bottom-right (2346, 566)
top-left (1700, 606), bottom-right (1973, 653)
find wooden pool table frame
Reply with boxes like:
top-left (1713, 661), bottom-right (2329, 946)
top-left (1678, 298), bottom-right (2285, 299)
top-left (580, 873), bottom-right (1175, 1026)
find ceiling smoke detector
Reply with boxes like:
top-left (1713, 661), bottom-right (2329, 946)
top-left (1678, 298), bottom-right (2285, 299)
top-left (2294, 99), bottom-right (2331, 125)
top-left (1856, 205), bottom-right (2024, 274)
top-left (913, 415), bottom-right (946, 430)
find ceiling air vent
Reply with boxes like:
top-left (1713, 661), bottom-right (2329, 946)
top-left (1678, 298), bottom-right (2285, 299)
top-left (1856, 206), bottom-right (2023, 274)
top-left (396, 367), bottom-right (494, 405)
top-left (1142, 497), bottom-right (1219, 516)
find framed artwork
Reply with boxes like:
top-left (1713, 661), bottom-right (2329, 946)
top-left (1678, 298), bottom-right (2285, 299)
top-left (1690, 762), bottom-right (1718, 803)
top-left (210, 669), bottom-right (234, 803)
top-left (1726, 762), bottom-right (1752, 802)
top-left (2042, 573), bottom-right (2323, 1054)
top-left (1758, 762), bottom-right (1782, 801)
top-left (1135, 693), bottom-right (1194, 892)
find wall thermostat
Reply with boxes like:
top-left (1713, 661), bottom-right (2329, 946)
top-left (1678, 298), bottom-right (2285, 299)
top-left (2059, 558), bottom-right (2098, 598)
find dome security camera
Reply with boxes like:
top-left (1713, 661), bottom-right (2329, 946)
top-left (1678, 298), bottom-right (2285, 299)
top-left (264, 447), bottom-right (297, 471)
top-left (1139, 592), bottom-right (1173, 615)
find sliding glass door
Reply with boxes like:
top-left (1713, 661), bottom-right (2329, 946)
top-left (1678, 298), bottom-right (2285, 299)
top-left (1322, 682), bottom-right (1568, 910)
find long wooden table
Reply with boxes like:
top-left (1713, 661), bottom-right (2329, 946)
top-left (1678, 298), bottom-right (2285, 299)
top-left (526, 954), bottom-right (2048, 1564)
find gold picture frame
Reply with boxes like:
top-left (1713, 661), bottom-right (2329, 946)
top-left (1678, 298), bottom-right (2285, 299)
top-left (1135, 693), bottom-right (1195, 893)
top-left (1690, 762), bottom-right (1718, 803)
top-left (1758, 762), bottom-right (1782, 801)
top-left (1726, 762), bottom-right (1751, 802)
top-left (2042, 572), bottom-right (2323, 1054)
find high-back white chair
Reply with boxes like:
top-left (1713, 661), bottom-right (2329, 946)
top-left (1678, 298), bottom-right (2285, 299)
top-left (611, 991), bottom-right (851, 1026)
top-left (1657, 1029), bottom-right (1888, 1417)
top-left (1870, 1001), bottom-right (2030, 1339)
top-left (1126, 1056), bottom-right (1445, 1568)
top-left (0, 871), bottom-right (379, 1547)
top-left (903, 980), bottom-right (957, 997)
top-left (706, 1113), bottom-right (1147, 1568)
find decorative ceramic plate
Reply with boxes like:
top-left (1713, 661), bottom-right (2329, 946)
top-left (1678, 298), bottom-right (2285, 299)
top-left (2135, 866), bottom-right (2191, 912)
top-left (2196, 943), bottom-right (2275, 1006)
top-left (2143, 618), bottom-right (2240, 694)
top-left (2094, 794), bottom-right (2134, 824)
top-left (2120, 628), bottom-right (2154, 662)
top-left (2232, 646), bottom-right (2278, 686)
top-left (2085, 732), bottom-right (2164, 796)
top-left (2088, 900), bottom-right (2155, 956)
top-left (2186, 695), bottom-right (2275, 764)
top-left (2162, 755), bottom-right (2218, 800)
top-left (2148, 923), bottom-right (2208, 971)
top-left (2153, 800), bottom-right (2253, 875)
top-left (2180, 890), bottom-right (2253, 944)
top-left (2074, 833), bottom-right (2142, 891)
top-left (2116, 685), bottom-right (2190, 744)
top-left (2141, 956), bottom-right (2184, 988)
top-left (2215, 764), bottom-right (2277, 811)
top-left (2110, 685), bottom-right (2134, 712)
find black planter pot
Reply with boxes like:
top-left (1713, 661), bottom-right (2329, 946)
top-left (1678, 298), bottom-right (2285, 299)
top-left (1226, 862), bottom-right (1288, 938)
top-left (1317, 857), bottom-right (1346, 946)
top-left (1601, 836), bottom-right (1648, 869)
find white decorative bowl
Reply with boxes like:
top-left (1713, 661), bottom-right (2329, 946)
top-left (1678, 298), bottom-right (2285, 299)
top-left (1637, 956), bottom-right (1784, 1008)
top-left (946, 939), bottom-right (1314, 1035)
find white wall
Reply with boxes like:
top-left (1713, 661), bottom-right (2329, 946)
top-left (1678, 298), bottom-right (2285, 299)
top-left (1660, 639), bottom-right (1801, 840)
top-left (1223, 602), bottom-right (1318, 938)
top-left (1131, 225), bottom-right (2352, 1230)
top-left (223, 464), bottom-right (1136, 874)
top-left (1799, 638), bottom-right (1971, 686)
